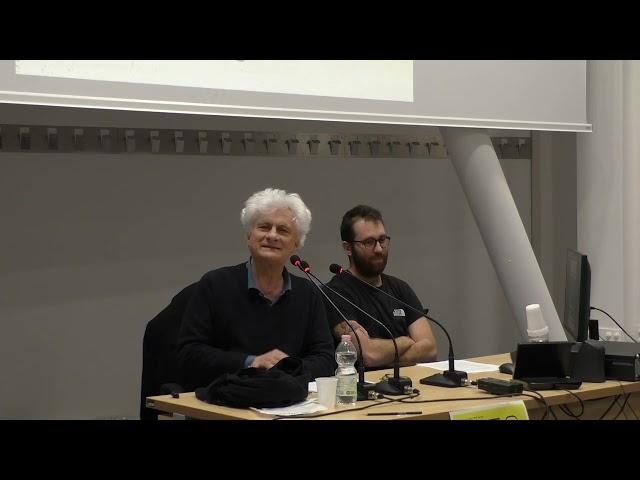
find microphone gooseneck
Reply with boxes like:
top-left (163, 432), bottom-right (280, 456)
top-left (305, 263), bottom-right (411, 395)
top-left (288, 256), bottom-right (375, 401)
top-left (333, 264), bottom-right (468, 388)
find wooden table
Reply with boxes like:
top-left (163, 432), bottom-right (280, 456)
top-left (146, 353), bottom-right (640, 420)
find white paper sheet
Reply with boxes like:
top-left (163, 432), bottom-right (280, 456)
top-left (251, 399), bottom-right (327, 417)
top-left (416, 359), bottom-right (499, 373)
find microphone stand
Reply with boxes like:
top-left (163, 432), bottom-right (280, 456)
top-left (420, 313), bottom-right (468, 387)
top-left (303, 265), bottom-right (412, 396)
top-left (289, 257), bottom-right (376, 401)
top-left (333, 265), bottom-right (468, 388)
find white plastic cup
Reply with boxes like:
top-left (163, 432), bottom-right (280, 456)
top-left (526, 304), bottom-right (549, 342)
top-left (315, 377), bottom-right (338, 408)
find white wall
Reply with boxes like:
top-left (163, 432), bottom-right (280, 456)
top-left (577, 61), bottom-right (640, 340)
top-left (578, 61), bottom-right (623, 318)
top-left (0, 105), bottom-right (530, 419)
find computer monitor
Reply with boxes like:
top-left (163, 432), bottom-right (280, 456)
top-left (563, 249), bottom-right (591, 342)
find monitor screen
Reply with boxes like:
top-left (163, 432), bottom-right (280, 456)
top-left (513, 341), bottom-right (573, 379)
top-left (563, 249), bottom-right (591, 342)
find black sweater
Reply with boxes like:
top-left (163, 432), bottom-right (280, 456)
top-left (177, 262), bottom-right (335, 389)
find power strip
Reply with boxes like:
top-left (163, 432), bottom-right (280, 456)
top-left (476, 378), bottom-right (524, 395)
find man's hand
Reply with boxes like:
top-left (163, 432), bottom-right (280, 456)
top-left (334, 320), bottom-right (370, 355)
top-left (335, 320), bottom-right (365, 338)
top-left (251, 349), bottom-right (289, 369)
top-left (351, 323), bottom-right (371, 349)
top-left (353, 323), bottom-right (369, 340)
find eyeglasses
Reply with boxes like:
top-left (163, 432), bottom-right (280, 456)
top-left (352, 235), bottom-right (391, 250)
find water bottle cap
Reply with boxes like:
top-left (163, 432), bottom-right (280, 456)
top-left (341, 334), bottom-right (351, 342)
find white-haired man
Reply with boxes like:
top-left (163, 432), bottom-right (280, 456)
top-left (178, 188), bottom-right (335, 389)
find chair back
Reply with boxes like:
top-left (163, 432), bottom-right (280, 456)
top-left (140, 283), bottom-right (197, 420)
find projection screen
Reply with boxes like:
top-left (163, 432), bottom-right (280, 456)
top-left (0, 60), bottom-right (589, 132)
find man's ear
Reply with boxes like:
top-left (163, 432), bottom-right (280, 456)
top-left (342, 241), bottom-right (352, 258)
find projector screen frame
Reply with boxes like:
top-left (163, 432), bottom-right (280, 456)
top-left (0, 60), bottom-right (591, 132)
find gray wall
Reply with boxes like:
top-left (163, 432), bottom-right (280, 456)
top-left (532, 131), bottom-right (578, 321)
top-left (0, 105), bottom-right (532, 419)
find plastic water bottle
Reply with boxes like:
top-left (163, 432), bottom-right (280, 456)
top-left (335, 334), bottom-right (358, 406)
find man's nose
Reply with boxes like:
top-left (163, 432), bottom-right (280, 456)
top-left (373, 240), bottom-right (384, 252)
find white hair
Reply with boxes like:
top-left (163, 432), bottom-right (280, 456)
top-left (241, 188), bottom-right (312, 246)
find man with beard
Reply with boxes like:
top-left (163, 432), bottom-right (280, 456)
top-left (323, 205), bottom-right (437, 368)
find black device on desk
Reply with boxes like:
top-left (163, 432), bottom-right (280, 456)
top-left (600, 341), bottom-right (640, 381)
top-left (513, 342), bottom-right (582, 390)
top-left (560, 249), bottom-right (638, 382)
top-left (563, 249), bottom-right (591, 343)
top-left (499, 363), bottom-right (514, 375)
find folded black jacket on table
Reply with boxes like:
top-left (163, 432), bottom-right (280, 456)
top-left (195, 356), bottom-right (310, 408)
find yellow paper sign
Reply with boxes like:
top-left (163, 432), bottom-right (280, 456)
top-left (449, 400), bottom-right (529, 420)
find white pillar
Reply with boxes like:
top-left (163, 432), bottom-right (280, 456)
top-left (441, 127), bottom-right (565, 341)
top-left (578, 60), bottom-right (640, 341)
top-left (622, 61), bottom-right (640, 340)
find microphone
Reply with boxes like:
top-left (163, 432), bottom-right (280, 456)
top-left (296, 258), bottom-right (412, 396)
top-left (329, 263), bottom-right (468, 388)
top-left (289, 256), bottom-right (377, 401)
top-left (291, 254), bottom-right (310, 273)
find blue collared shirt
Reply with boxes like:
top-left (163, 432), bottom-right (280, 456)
top-left (246, 258), bottom-right (292, 304)
top-left (243, 258), bottom-right (293, 367)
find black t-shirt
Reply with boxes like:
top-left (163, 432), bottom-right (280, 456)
top-left (323, 272), bottom-right (425, 339)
